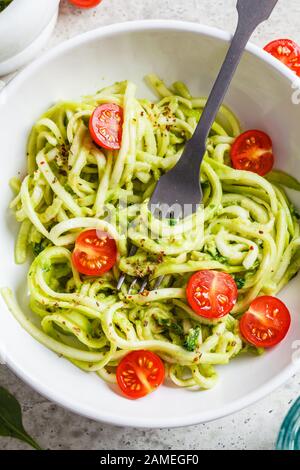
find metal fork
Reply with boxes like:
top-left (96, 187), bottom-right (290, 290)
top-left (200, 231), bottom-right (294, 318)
top-left (117, 0), bottom-right (279, 293)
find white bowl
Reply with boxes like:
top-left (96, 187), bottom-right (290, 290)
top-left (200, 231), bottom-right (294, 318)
top-left (0, 21), bottom-right (300, 428)
top-left (0, 0), bottom-right (60, 76)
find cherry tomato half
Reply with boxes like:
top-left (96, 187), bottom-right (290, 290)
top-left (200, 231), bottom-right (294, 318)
top-left (116, 350), bottom-right (165, 400)
top-left (186, 271), bottom-right (238, 319)
top-left (68, 0), bottom-right (102, 8)
top-left (240, 296), bottom-right (291, 349)
top-left (230, 130), bottom-right (274, 176)
top-left (89, 103), bottom-right (123, 150)
top-left (264, 39), bottom-right (300, 77)
top-left (72, 229), bottom-right (117, 276)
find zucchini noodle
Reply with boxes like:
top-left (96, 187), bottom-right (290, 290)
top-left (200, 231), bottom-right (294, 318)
top-left (2, 75), bottom-right (300, 391)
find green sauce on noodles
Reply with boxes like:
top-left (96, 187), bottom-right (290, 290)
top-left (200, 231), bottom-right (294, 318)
top-left (2, 75), bottom-right (300, 391)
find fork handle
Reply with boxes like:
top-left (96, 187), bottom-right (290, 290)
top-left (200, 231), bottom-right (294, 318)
top-left (183, 0), bottom-right (278, 162)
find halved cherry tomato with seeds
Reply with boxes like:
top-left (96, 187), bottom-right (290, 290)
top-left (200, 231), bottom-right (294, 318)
top-left (72, 229), bottom-right (117, 277)
top-left (68, 0), bottom-right (102, 8)
top-left (116, 350), bottom-right (165, 400)
top-left (230, 130), bottom-right (274, 176)
top-left (186, 271), bottom-right (238, 319)
top-left (264, 39), bottom-right (300, 77)
top-left (239, 296), bottom-right (291, 348)
top-left (89, 103), bottom-right (123, 150)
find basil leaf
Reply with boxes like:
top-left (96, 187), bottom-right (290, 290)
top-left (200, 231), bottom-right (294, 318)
top-left (184, 327), bottom-right (201, 352)
top-left (0, 386), bottom-right (42, 450)
top-left (234, 276), bottom-right (246, 290)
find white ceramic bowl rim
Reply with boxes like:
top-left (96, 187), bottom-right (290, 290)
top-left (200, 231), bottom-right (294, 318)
top-left (2, 20), bottom-right (300, 428)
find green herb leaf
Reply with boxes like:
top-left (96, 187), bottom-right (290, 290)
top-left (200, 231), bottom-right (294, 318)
top-left (169, 218), bottom-right (177, 227)
top-left (32, 242), bottom-right (44, 257)
top-left (32, 239), bottom-right (50, 257)
top-left (158, 318), bottom-right (184, 337)
top-left (291, 205), bottom-right (300, 220)
top-left (211, 250), bottom-right (227, 264)
top-left (0, 387), bottom-right (42, 450)
top-left (201, 181), bottom-right (210, 191)
top-left (234, 276), bottom-right (246, 290)
top-left (184, 326), bottom-right (201, 352)
top-left (169, 322), bottom-right (184, 336)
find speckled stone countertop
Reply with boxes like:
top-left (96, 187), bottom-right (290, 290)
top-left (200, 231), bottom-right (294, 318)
top-left (1, 0), bottom-right (300, 451)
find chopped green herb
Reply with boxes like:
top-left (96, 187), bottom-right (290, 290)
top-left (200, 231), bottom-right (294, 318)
top-left (169, 322), bottom-right (184, 336)
top-left (184, 327), bottom-right (201, 352)
top-left (241, 344), bottom-right (265, 356)
top-left (32, 242), bottom-right (44, 257)
top-left (201, 181), bottom-right (210, 191)
top-left (157, 318), bottom-right (184, 337)
top-left (32, 240), bottom-right (50, 257)
top-left (211, 250), bottom-right (228, 264)
top-left (248, 259), bottom-right (260, 272)
top-left (291, 205), bottom-right (300, 220)
top-left (235, 277), bottom-right (246, 290)
top-left (169, 218), bottom-right (177, 227)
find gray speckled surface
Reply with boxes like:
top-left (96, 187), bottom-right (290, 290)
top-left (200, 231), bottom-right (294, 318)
top-left (1, 0), bottom-right (300, 451)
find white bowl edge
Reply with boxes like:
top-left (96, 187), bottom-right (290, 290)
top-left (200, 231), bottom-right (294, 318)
top-left (1, 20), bottom-right (300, 429)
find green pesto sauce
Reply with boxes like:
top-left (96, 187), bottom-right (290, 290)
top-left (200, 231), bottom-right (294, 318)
top-left (0, 0), bottom-right (13, 13)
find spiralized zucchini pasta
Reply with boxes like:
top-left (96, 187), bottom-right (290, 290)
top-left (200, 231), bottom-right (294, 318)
top-left (2, 75), bottom-right (300, 399)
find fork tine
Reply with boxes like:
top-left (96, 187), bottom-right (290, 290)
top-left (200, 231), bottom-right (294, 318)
top-left (118, 210), bottom-right (174, 294)
top-left (117, 245), bottom-right (138, 291)
top-left (138, 207), bottom-right (164, 295)
top-left (154, 276), bottom-right (164, 290)
top-left (128, 278), bottom-right (138, 295)
top-left (117, 274), bottom-right (126, 291)
top-left (139, 209), bottom-right (165, 294)
top-left (151, 210), bottom-right (175, 291)
top-left (150, 212), bottom-right (173, 291)
top-left (139, 278), bottom-right (148, 294)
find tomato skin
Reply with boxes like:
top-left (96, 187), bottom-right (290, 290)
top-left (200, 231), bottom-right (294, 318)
top-left (186, 271), bottom-right (238, 319)
top-left (264, 39), bottom-right (300, 77)
top-left (72, 229), bottom-right (117, 277)
top-left (68, 0), bottom-right (102, 8)
top-left (230, 130), bottom-right (274, 177)
top-left (89, 103), bottom-right (123, 150)
top-left (116, 351), bottom-right (165, 400)
top-left (240, 296), bottom-right (291, 349)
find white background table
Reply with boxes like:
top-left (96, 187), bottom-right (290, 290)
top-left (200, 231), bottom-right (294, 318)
top-left (0, 0), bottom-right (300, 450)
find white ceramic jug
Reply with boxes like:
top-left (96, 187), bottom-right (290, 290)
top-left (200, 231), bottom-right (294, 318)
top-left (0, 0), bottom-right (60, 75)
